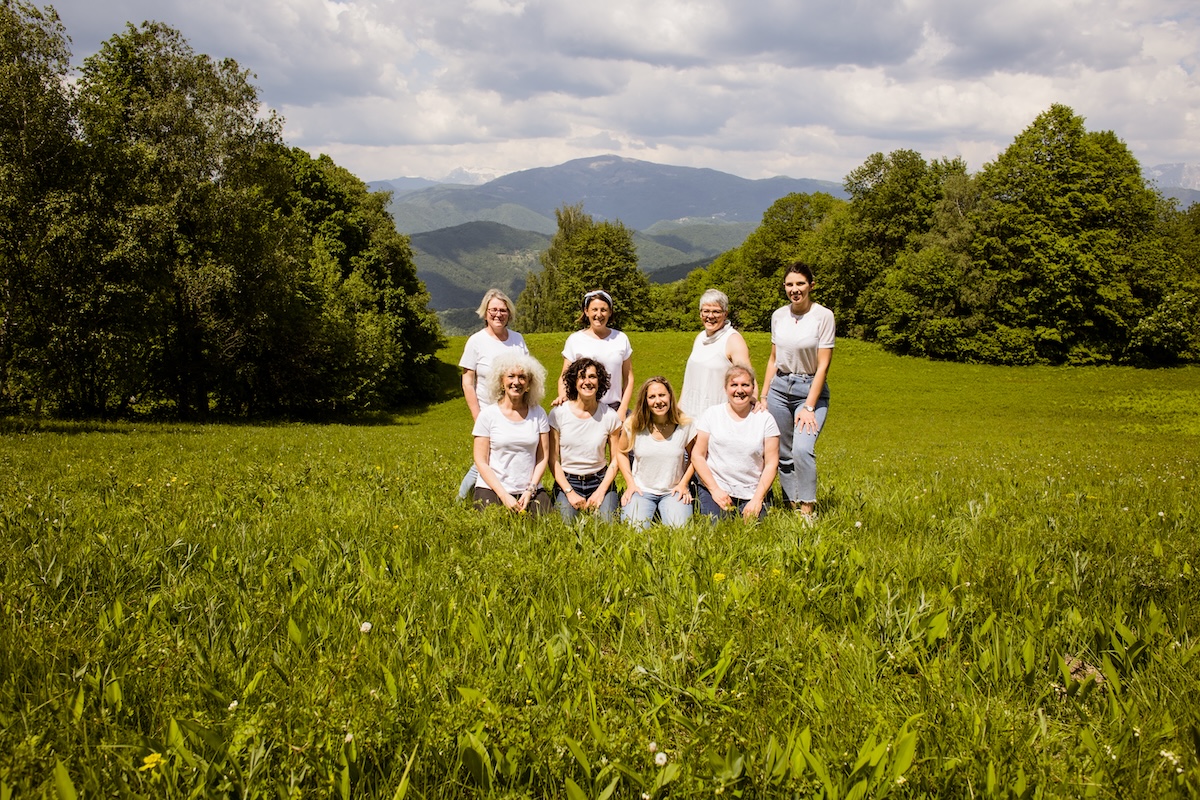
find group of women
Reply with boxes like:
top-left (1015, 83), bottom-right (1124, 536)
top-left (459, 261), bottom-right (835, 525)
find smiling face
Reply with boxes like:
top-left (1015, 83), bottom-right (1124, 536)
top-left (503, 369), bottom-right (529, 404)
top-left (784, 272), bottom-right (812, 308)
top-left (485, 298), bottom-right (510, 333)
top-left (725, 370), bottom-right (755, 409)
top-left (699, 303), bottom-right (727, 335)
top-left (575, 366), bottom-right (599, 401)
top-left (646, 381), bottom-right (672, 420)
top-left (585, 298), bottom-right (612, 331)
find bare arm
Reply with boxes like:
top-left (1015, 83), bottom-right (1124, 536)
top-left (616, 427), bottom-right (640, 505)
top-left (691, 430), bottom-right (731, 509)
top-left (473, 436), bottom-right (518, 510)
top-left (461, 369), bottom-right (482, 420)
top-left (759, 344), bottom-right (778, 407)
top-left (549, 426), bottom-right (585, 510)
top-left (553, 357), bottom-right (571, 406)
top-left (617, 358), bottom-right (633, 417)
top-left (743, 435), bottom-right (779, 520)
top-left (586, 428), bottom-right (623, 509)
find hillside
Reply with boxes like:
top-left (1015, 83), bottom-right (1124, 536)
top-left (412, 219), bottom-right (755, 321)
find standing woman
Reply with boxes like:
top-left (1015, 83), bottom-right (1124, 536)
top-left (472, 352), bottom-right (553, 514)
top-left (550, 358), bottom-right (623, 521)
top-left (679, 289), bottom-right (752, 418)
top-left (692, 365), bottom-right (780, 521)
top-left (458, 289), bottom-right (529, 499)
top-left (555, 290), bottom-right (633, 416)
top-left (760, 261), bottom-right (835, 517)
top-left (616, 377), bottom-right (696, 528)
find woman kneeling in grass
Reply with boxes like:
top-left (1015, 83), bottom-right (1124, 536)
top-left (471, 352), bottom-right (553, 514)
top-left (549, 357), bottom-right (623, 522)
top-left (616, 377), bottom-right (696, 528)
top-left (692, 364), bottom-right (780, 522)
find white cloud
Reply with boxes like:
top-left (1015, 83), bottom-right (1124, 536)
top-left (43, 0), bottom-right (1200, 182)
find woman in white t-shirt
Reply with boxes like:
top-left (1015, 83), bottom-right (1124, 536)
top-left (554, 290), bottom-right (633, 416)
top-left (471, 352), bottom-right (552, 514)
top-left (759, 261), bottom-right (835, 518)
top-left (549, 357), bottom-right (623, 522)
top-left (616, 377), bottom-right (696, 528)
top-left (693, 364), bottom-right (780, 522)
top-left (458, 289), bottom-right (530, 499)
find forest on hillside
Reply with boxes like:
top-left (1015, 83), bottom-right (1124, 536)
top-left (522, 105), bottom-right (1200, 367)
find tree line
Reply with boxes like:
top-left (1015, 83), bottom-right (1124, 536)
top-left (1, 2), bottom-right (442, 418)
top-left (521, 106), bottom-right (1200, 367)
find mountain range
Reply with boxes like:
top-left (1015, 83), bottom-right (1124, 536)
top-left (369, 155), bottom-right (1200, 332)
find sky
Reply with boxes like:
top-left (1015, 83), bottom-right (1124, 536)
top-left (43, 0), bottom-right (1200, 185)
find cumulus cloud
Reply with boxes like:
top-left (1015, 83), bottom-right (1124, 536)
top-left (46, 0), bottom-right (1200, 182)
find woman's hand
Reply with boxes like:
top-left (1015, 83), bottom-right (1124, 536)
top-left (742, 497), bottom-right (763, 520)
top-left (670, 481), bottom-right (693, 504)
top-left (795, 406), bottom-right (819, 433)
top-left (583, 491), bottom-right (606, 510)
top-left (710, 487), bottom-right (733, 510)
top-left (621, 483), bottom-right (641, 507)
top-left (503, 492), bottom-right (523, 511)
top-left (565, 489), bottom-right (587, 510)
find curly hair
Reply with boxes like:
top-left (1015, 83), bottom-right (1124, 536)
top-left (562, 357), bottom-right (610, 402)
top-left (485, 353), bottom-right (547, 407)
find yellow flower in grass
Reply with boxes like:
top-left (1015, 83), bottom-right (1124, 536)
top-left (713, 573), bottom-right (726, 583)
top-left (139, 752), bottom-right (162, 772)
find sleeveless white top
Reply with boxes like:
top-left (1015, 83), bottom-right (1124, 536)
top-left (680, 323), bottom-right (735, 418)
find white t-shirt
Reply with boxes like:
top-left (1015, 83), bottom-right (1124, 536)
top-left (770, 303), bottom-right (835, 376)
top-left (550, 403), bottom-right (621, 475)
top-left (473, 404), bottom-right (549, 494)
top-left (680, 323), bottom-right (736, 418)
top-left (697, 405), bottom-right (780, 500)
top-left (562, 329), bottom-right (632, 407)
top-left (629, 421), bottom-right (696, 494)
top-left (459, 328), bottom-right (530, 407)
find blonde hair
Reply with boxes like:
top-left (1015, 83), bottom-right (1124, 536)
top-left (621, 376), bottom-right (690, 453)
top-left (485, 353), bottom-right (547, 407)
top-left (476, 289), bottom-right (517, 321)
top-left (724, 363), bottom-right (756, 387)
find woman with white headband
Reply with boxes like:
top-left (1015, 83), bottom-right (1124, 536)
top-left (553, 289), bottom-right (633, 417)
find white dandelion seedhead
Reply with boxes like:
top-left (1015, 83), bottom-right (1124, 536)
top-left (360, 621), bottom-right (373, 633)
top-left (654, 752), bottom-right (668, 767)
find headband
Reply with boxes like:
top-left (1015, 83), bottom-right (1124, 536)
top-left (582, 290), bottom-right (613, 310)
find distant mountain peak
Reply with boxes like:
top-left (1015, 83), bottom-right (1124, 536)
top-left (440, 167), bottom-right (503, 185)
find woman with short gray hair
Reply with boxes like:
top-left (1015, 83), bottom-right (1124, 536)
top-left (678, 288), bottom-right (752, 418)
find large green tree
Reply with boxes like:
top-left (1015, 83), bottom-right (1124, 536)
top-left (0, 0), bottom-right (77, 411)
top-left (518, 204), bottom-right (650, 332)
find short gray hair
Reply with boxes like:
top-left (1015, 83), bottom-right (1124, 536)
top-left (698, 289), bottom-right (729, 312)
top-left (485, 353), bottom-right (547, 406)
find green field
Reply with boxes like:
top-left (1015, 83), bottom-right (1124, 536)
top-left (2, 332), bottom-right (1198, 798)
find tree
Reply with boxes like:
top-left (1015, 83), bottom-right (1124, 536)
top-left (0, 0), bottom-right (77, 410)
top-left (518, 204), bottom-right (650, 331)
top-left (971, 104), bottom-right (1176, 364)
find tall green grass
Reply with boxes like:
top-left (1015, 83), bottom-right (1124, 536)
top-left (1, 333), bottom-right (1197, 797)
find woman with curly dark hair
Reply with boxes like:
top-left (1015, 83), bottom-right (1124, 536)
top-left (549, 356), bottom-right (622, 522)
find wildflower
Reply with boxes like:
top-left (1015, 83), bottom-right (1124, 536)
top-left (345, 732), bottom-right (354, 744)
top-left (360, 621), bottom-right (373, 634)
top-left (1161, 750), bottom-right (1180, 766)
top-left (713, 573), bottom-right (726, 583)
top-left (854, 521), bottom-right (862, 528)
top-left (139, 752), bottom-right (162, 772)
top-left (655, 752), bottom-right (668, 767)
top-left (648, 741), bottom-right (657, 753)
top-left (228, 700), bottom-right (238, 711)
top-left (895, 775), bottom-right (907, 786)
top-left (642, 793), bottom-right (651, 800)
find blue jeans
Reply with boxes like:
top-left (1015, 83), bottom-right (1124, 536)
top-left (622, 490), bottom-right (694, 528)
top-left (554, 470), bottom-right (618, 522)
top-left (696, 484), bottom-right (768, 521)
top-left (766, 373), bottom-right (829, 505)
top-left (458, 465), bottom-right (479, 500)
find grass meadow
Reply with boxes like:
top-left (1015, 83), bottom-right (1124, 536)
top-left (2, 331), bottom-right (1198, 798)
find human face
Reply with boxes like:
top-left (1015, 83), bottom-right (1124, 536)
top-left (575, 366), bottom-right (599, 401)
top-left (699, 303), bottom-right (727, 335)
top-left (646, 382), bottom-right (671, 420)
top-left (586, 299), bottom-right (611, 331)
top-left (485, 299), bottom-right (510, 332)
top-left (725, 371), bottom-right (754, 410)
top-left (784, 272), bottom-right (812, 309)
top-left (503, 370), bottom-right (529, 404)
